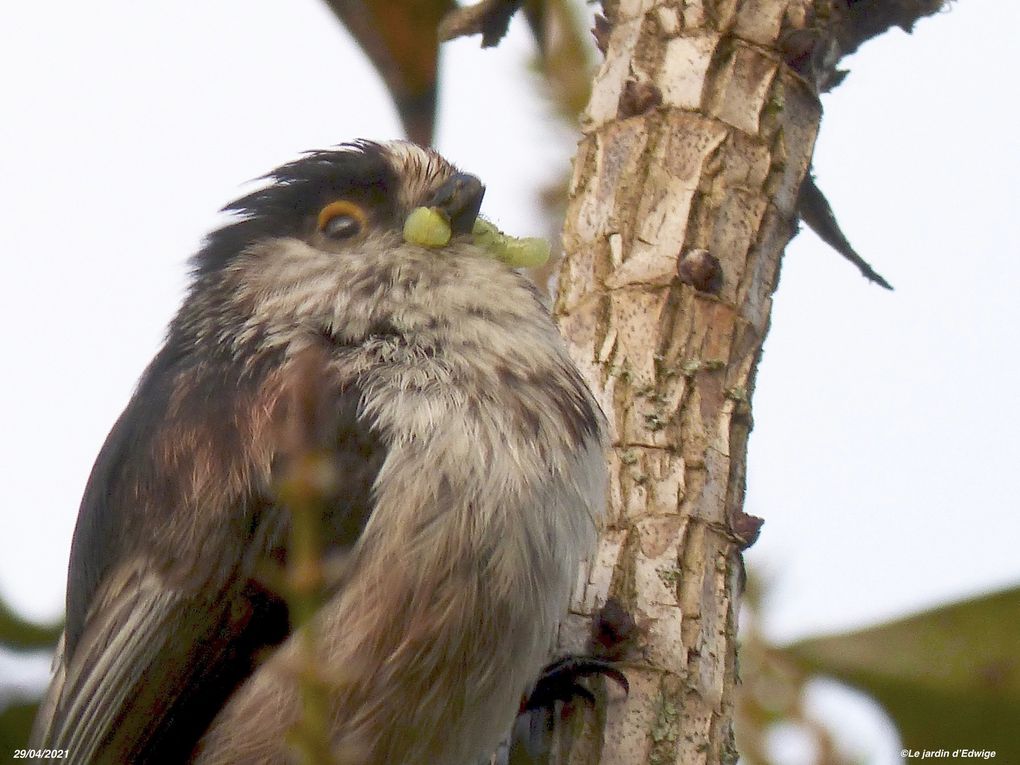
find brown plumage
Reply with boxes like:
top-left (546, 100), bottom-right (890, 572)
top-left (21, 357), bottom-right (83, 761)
top-left (32, 141), bottom-right (607, 764)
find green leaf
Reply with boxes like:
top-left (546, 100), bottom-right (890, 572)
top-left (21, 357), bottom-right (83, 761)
top-left (0, 699), bottom-right (39, 752)
top-left (786, 586), bottom-right (1020, 760)
top-left (0, 597), bottom-right (62, 651)
top-left (319, 0), bottom-right (454, 145)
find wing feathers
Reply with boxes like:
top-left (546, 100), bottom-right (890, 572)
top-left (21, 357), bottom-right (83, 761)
top-left (36, 337), bottom-right (385, 763)
top-left (40, 566), bottom-right (290, 764)
top-left (57, 584), bottom-right (180, 763)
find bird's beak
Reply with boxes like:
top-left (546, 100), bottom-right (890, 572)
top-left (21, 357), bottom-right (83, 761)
top-left (427, 173), bottom-right (485, 235)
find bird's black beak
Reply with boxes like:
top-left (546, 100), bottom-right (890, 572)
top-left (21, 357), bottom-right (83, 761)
top-left (427, 173), bottom-right (485, 235)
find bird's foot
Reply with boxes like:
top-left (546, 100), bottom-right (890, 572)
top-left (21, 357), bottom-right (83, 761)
top-left (507, 656), bottom-right (628, 761)
top-left (523, 655), bottom-right (628, 713)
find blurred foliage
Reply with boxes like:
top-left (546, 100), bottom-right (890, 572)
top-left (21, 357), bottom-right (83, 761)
top-left (789, 586), bottom-right (1020, 760)
top-left (318, 0), bottom-right (599, 148)
top-left (737, 581), bottom-right (1020, 764)
top-left (524, 0), bottom-right (596, 121)
top-left (736, 577), bottom-right (856, 765)
top-left (0, 596), bottom-right (62, 650)
top-left (0, 595), bottom-right (60, 751)
top-left (0, 699), bottom-right (40, 753)
top-left (320, 0), bottom-right (454, 145)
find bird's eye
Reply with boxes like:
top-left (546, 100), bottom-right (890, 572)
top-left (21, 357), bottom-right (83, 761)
top-left (317, 200), bottom-right (366, 240)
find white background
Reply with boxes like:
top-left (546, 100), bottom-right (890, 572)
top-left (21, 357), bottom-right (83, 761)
top-left (2, 2), bottom-right (1017, 762)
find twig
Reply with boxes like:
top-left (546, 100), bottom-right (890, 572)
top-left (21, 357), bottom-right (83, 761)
top-left (798, 173), bottom-right (894, 290)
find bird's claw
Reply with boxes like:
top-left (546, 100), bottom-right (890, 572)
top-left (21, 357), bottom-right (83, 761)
top-left (523, 655), bottom-right (629, 712)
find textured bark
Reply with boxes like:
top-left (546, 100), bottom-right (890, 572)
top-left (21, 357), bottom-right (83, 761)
top-left (549, 0), bottom-right (948, 759)
top-left (552, 1), bottom-right (821, 763)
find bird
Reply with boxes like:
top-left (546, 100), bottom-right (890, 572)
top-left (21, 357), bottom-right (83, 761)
top-left (31, 140), bottom-right (609, 764)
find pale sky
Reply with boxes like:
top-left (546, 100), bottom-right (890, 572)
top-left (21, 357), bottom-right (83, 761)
top-left (1, 2), bottom-right (1017, 763)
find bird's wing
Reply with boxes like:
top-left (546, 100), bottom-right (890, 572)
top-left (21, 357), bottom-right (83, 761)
top-left (36, 502), bottom-right (291, 765)
top-left (34, 348), bottom-right (385, 765)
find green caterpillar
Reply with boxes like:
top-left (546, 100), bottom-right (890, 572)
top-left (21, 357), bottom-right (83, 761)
top-left (403, 207), bottom-right (550, 268)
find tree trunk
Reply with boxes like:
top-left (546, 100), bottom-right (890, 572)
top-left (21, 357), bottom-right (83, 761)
top-left (553, 2), bottom-right (820, 763)
top-left (552, 0), bottom-right (947, 762)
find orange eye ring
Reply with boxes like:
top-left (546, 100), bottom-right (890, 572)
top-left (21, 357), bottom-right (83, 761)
top-left (317, 200), bottom-right (368, 233)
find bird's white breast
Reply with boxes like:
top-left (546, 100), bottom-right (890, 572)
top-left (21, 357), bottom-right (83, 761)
top-left (197, 237), bottom-right (607, 765)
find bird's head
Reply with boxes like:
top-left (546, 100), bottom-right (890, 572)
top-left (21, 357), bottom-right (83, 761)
top-left (177, 141), bottom-right (546, 351)
top-left (194, 141), bottom-right (482, 274)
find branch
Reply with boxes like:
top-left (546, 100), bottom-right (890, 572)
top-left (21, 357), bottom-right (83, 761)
top-left (274, 349), bottom-right (343, 765)
top-left (832, 0), bottom-right (950, 58)
top-left (439, 0), bottom-right (523, 47)
top-left (798, 173), bottom-right (894, 289)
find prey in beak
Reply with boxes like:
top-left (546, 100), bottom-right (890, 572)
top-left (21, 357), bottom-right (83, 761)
top-left (427, 172), bottom-right (485, 235)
